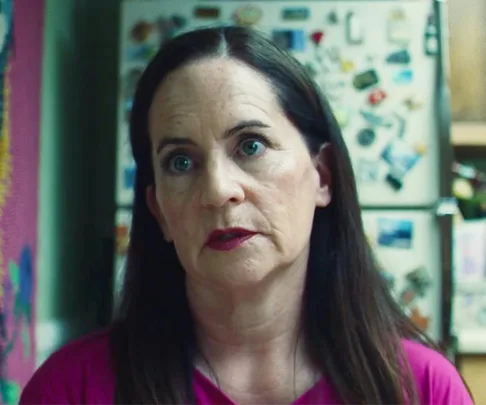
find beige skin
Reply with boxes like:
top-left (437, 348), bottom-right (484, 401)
top-left (146, 58), bottom-right (332, 405)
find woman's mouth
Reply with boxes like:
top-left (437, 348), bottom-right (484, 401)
top-left (205, 228), bottom-right (258, 251)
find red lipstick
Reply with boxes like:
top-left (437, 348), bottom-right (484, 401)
top-left (205, 228), bottom-right (257, 251)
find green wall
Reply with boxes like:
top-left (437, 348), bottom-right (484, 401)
top-left (38, 0), bottom-right (120, 356)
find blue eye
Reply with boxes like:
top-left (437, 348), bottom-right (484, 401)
top-left (239, 139), bottom-right (266, 157)
top-left (168, 155), bottom-right (193, 173)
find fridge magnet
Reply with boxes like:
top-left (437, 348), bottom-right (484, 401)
top-left (272, 30), bottom-right (306, 52)
top-left (403, 94), bottom-right (423, 111)
top-left (377, 217), bottom-right (414, 249)
top-left (346, 11), bottom-right (364, 45)
top-left (193, 6), bottom-right (221, 19)
top-left (387, 8), bottom-right (412, 45)
top-left (340, 59), bottom-right (355, 73)
top-left (405, 267), bottom-right (432, 297)
top-left (357, 159), bottom-right (380, 182)
top-left (282, 7), bottom-right (310, 21)
top-left (116, 224), bottom-right (130, 256)
top-left (233, 4), bottom-right (263, 26)
top-left (356, 128), bottom-right (376, 147)
top-left (424, 15), bottom-right (438, 56)
top-left (394, 113), bottom-right (406, 138)
top-left (386, 49), bottom-right (411, 65)
top-left (124, 166), bottom-right (136, 190)
top-left (368, 89), bottom-right (387, 106)
top-left (304, 61), bottom-right (320, 77)
top-left (310, 30), bottom-right (325, 47)
top-left (333, 107), bottom-right (350, 129)
top-left (380, 270), bottom-right (396, 290)
top-left (399, 287), bottom-right (416, 306)
top-left (353, 69), bottom-right (379, 90)
top-left (327, 10), bottom-right (339, 25)
top-left (381, 138), bottom-right (423, 190)
top-left (409, 307), bottom-right (430, 332)
top-left (360, 110), bottom-right (393, 128)
top-left (393, 69), bottom-right (413, 85)
top-left (130, 21), bottom-right (154, 43)
top-left (126, 44), bottom-right (157, 63)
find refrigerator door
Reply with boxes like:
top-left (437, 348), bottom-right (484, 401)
top-left (117, 0), bottom-right (440, 207)
top-left (362, 209), bottom-right (442, 342)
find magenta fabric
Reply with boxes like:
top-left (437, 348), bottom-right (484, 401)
top-left (19, 329), bottom-right (473, 404)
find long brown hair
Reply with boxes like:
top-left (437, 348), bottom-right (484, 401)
top-left (111, 26), bottom-right (433, 404)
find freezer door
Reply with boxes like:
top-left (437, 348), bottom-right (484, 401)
top-left (117, 0), bottom-right (441, 207)
top-left (362, 209), bottom-right (442, 342)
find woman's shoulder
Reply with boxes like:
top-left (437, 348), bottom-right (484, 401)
top-left (402, 339), bottom-right (473, 404)
top-left (20, 328), bottom-right (115, 405)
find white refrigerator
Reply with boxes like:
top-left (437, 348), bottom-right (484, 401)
top-left (114, 0), bottom-right (453, 346)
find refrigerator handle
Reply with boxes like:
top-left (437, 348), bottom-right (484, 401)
top-left (434, 0), bottom-right (455, 359)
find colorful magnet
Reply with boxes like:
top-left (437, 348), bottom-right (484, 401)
top-left (405, 267), bottom-right (431, 297)
top-left (310, 30), bottom-right (324, 46)
top-left (357, 128), bottom-right (376, 147)
top-left (424, 15), bottom-right (438, 56)
top-left (282, 7), bottom-right (310, 21)
top-left (272, 30), bottom-right (306, 51)
top-left (394, 69), bottom-right (413, 84)
top-left (357, 159), bottom-right (380, 182)
top-left (233, 4), bottom-right (263, 26)
top-left (124, 166), bottom-right (136, 190)
top-left (368, 89), bottom-right (387, 106)
top-left (409, 307), bottom-right (430, 332)
top-left (394, 113), bottom-right (406, 138)
top-left (340, 59), bottom-right (355, 73)
top-left (404, 95), bottom-right (423, 111)
top-left (346, 11), bottom-right (364, 45)
top-left (194, 6), bottom-right (220, 19)
top-left (400, 288), bottom-right (416, 306)
top-left (353, 69), bottom-right (379, 90)
top-left (386, 49), bottom-right (411, 64)
top-left (333, 107), bottom-right (349, 128)
top-left (387, 8), bottom-right (412, 45)
top-left (360, 110), bottom-right (393, 128)
top-left (381, 138), bottom-right (422, 179)
top-left (327, 10), bottom-right (339, 24)
top-left (377, 217), bottom-right (413, 249)
top-left (115, 225), bottom-right (130, 255)
top-left (130, 21), bottom-right (153, 43)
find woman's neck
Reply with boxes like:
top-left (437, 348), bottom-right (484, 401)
top-left (186, 258), bottom-right (319, 404)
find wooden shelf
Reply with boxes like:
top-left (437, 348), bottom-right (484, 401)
top-left (451, 122), bottom-right (486, 147)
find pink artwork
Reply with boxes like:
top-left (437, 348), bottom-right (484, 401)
top-left (0, 0), bottom-right (44, 403)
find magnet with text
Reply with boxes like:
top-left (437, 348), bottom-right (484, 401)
top-left (357, 128), bottom-right (376, 147)
top-left (377, 217), bottom-right (413, 249)
top-left (357, 159), bottom-right (380, 182)
top-left (194, 6), bottom-right (220, 19)
top-left (233, 4), bottom-right (263, 26)
top-left (130, 21), bottom-right (153, 43)
top-left (272, 30), bottom-right (306, 51)
top-left (368, 89), bottom-right (387, 106)
top-left (282, 7), bottom-right (310, 21)
top-left (353, 69), bottom-right (379, 90)
top-left (386, 49), bottom-right (411, 64)
top-left (346, 11), bottom-right (364, 45)
top-left (387, 8), bottom-right (411, 45)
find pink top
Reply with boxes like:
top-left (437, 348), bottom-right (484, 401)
top-left (19, 329), bottom-right (472, 404)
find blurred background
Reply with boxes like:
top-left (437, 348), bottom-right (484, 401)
top-left (1, 0), bottom-right (486, 403)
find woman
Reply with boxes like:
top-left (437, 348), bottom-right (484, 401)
top-left (20, 26), bottom-right (472, 405)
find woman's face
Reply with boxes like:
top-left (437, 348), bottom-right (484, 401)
top-left (147, 58), bottom-right (331, 288)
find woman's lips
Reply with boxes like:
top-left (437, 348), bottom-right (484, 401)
top-left (205, 228), bottom-right (258, 251)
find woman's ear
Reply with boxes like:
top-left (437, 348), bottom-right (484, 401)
top-left (314, 143), bottom-right (332, 208)
top-left (146, 185), bottom-right (173, 242)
